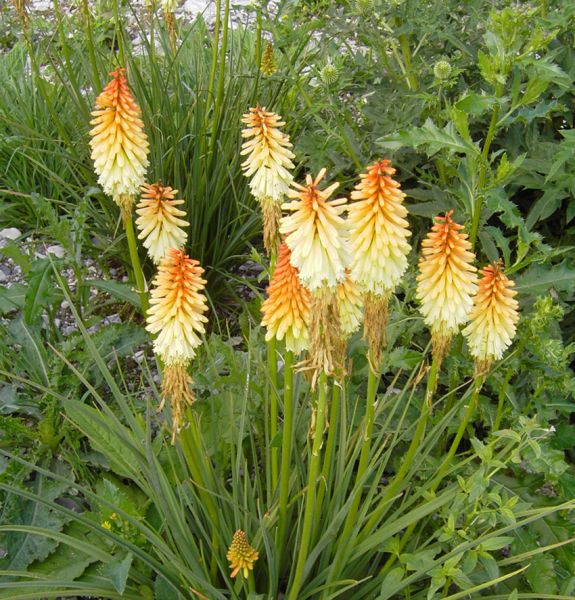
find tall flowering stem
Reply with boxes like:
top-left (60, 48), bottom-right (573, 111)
top-left (380, 267), bottom-right (519, 577)
top-left (146, 248), bottom-right (208, 442)
top-left (262, 242), bottom-right (310, 495)
top-left (281, 168), bottom-right (349, 383)
top-left (348, 160), bottom-right (411, 370)
top-left (241, 106), bottom-right (295, 255)
top-left (89, 68), bottom-right (150, 312)
top-left (288, 372), bottom-right (328, 600)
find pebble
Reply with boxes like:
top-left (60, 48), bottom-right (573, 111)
top-left (0, 271), bottom-right (6, 283)
top-left (46, 245), bottom-right (65, 258)
top-left (0, 228), bottom-right (21, 240)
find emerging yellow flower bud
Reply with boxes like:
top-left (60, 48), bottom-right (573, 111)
top-left (260, 41), bottom-right (277, 76)
top-left (135, 183), bottom-right (189, 264)
top-left (416, 211), bottom-right (477, 359)
top-left (241, 106), bottom-right (295, 202)
top-left (463, 261), bottom-right (519, 374)
top-left (89, 68), bottom-right (149, 217)
top-left (280, 168), bottom-right (349, 291)
top-left (146, 248), bottom-right (208, 442)
top-left (261, 241), bottom-right (311, 354)
top-left (227, 530), bottom-right (259, 579)
top-left (348, 160), bottom-right (411, 295)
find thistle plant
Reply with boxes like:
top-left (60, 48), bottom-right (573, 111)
top-left (146, 248), bottom-right (208, 442)
top-left (241, 106), bottom-right (295, 255)
top-left (135, 182), bottom-right (189, 264)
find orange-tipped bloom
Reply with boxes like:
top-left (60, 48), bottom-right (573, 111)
top-left (463, 261), bottom-right (519, 372)
top-left (146, 248), bottom-right (208, 364)
top-left (416, 211), bottom-right (477, 354)
top-left (227, 530), bottom-right (259, 579)
top-left (241, 106), bottom-right (295, 202)
top-left (136, 183), bottom-right (189, 264)
top-left (261, 242), bottom-right (310, 353)
top-left (337, 270), bottom-right (363, 338)
top-left (89, 68), bottom-right (149, 214)
top-left (280, 168), bottom-right (349, 291)
top-left (348, 160), bottom-right (411, 295)
top-left (146, 249), bottom-right (208, 441)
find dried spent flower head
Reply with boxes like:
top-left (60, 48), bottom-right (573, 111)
top-left (280, 168), bottom-right (350, 291)
top-left (89, 68), bottom-right (149, 216)
top-left (416, 211), bottom-right (477, 357)
top-left (136, 183), bottom-right (189, 264)
top-left (348, 160), bottom-right (411, 296)
top-left (337, 270), bottom-right (363, 338)
top-left (261, 242), bottom-right (311, 353)
top-left (241, 106), bottom-right (295, 202)
top-left (259, 195), bottom-right (282, 256)
top-left (160, 363), bottom-right (194, 443)
top-left (146, 248), bottom-right (208, 365)
top-left (227, 530), bottom-right (259, 579)
top-left (463, 261), bottom-right (519, 374)
top-left (260, 41), bottom-right (277, 76)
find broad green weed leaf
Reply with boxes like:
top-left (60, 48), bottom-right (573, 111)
top-left (103, 551), bottom-right (133, 594)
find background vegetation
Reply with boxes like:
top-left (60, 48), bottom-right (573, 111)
top-left (0, 0), bottom-right (574, 598)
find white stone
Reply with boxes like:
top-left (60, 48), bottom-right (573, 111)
top-left (46, 245), bottom-right (65, 258)
top-left (0, 228), bottom-right (21, 240)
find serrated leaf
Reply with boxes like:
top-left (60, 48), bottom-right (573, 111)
top-left (82, 279), bottom-right (140, 308)
top-left (515, 261), bottom-right (575, 296)
top-left (526, 189), bottom-right (565, 229)
top-left (0, 283), bottom-right (27, 315)
top-left (455, 92), bottom-right (497, 116)
top-left (378, 119), bottom-right (479, 156)
top-left (24, 259), bottom-right (63, 324)
top-left (0, 243), bottom-right (31, 273)
top-left (63, 401), bottom-right (142, 480)
top-left (29, 524), bottom-right (98, 581)
top-left (480, 536), bottom-right (514, 551)
top-left (103, 551), bottom-right (132, 594)
top-left (0, 470), bottom-right (72, 573)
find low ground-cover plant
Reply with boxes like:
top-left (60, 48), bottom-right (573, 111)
top-left (1, 0), bottom-right (575, 599)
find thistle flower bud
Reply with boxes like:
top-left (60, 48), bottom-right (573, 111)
top-left (261, 242), bottom-right (311, 354)
top-left (89, 68), bottom-right (149, 218)
top-left (463, 261), bottom-right (519, 375)
top-left (136, 183), bottom-right (189, 264)
top-left (416, 211), bottom-right (477, 360)
top-left (146, 249), bottom-right (208, 441)
top-left (260, 41), bottom-right (277, 77)
top-left (433, 59), bottom-right (452, 81)
top-left (319, 62), bottom-right (339, 86)
top-left (227, 530), bottom-right (259, 579)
